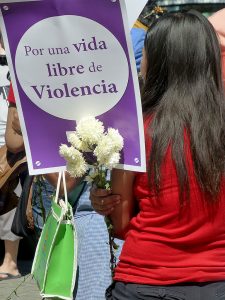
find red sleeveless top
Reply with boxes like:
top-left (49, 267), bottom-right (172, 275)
top-left (114, 118), bottom-right (225, 285)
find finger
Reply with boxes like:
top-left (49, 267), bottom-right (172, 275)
top-left (93, 201), bottom-right (115, 212)
top-left (91, 194), bottom-right (120, 208)
top-left (94, 207), bottom-right (114, 216)
top-left (91, 197), bottom-right (120, 215)
top-left (90, 187), bottom-right (112, 197)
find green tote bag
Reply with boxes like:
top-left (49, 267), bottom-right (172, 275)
top-left (31, 171), bottom-right (77, 300)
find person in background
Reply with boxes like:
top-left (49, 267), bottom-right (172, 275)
top-left (209, 8), bottom-right (225, 89)
top-left (131, 3), bottom-right (166, 80)
top-left (130, 28), bottom-right (146, 73)
top-left (0, 33), bottom-right (21, 280)
top-left (91, 10), bottom-right (225, 300)
top-left (5, 85), bottom-right (24, 153)
top-left (134, 0), bottom-right (165, 30)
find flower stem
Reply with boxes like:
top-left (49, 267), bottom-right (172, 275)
top-left (105, 216), bottom-right (118, 278)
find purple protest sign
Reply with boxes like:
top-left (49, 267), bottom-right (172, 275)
top-left (0, 0), bottom-right (145, 175)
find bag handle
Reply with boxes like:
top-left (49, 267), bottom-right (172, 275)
top-left (62, 171), bottom-right (68, 206)
top-left (55, 171), bottom-right (68, 207)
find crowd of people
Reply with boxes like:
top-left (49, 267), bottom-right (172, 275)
top-left (0, 2), bottom-right (225, 300)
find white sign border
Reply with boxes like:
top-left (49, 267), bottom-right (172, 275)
top-left (119, 0), bottom-right (146, 173)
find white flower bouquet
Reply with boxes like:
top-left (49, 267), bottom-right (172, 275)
top-left (59, 116), bottom-right (124, 188)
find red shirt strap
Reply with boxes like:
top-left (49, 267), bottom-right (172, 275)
top-left (8, 83), bottom-right (16, 104)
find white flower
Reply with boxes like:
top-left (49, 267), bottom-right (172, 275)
top-left (85, 167), bottom-right (99, 183)
top-left (60, 117), bottom-right (124, 180)
top-left (59, 144), bottom-right (73, 161)
top-left (67, 160), bottom-right (88, 177)
top-left (106, 152), bottom-right (121, 169)
top-left (67, 133), bottom-right (82, 148)
top-left (76, 116), bottom-right (104, 146)
top-left (99, 152), bottom-right (121, 170)
top-left (85, 175), bottom-right (94, 184)
top-left (94, 136), bottom-right (112, 163)
top-left (93, 129), bottom-right (123, 166)
top-left (85, 173), bottom-right (97, 183)
top-left (59, 144), bottom-right (88, 177)
top-left (67, 132), bottom-right (90, 152)
top-left (107, 128), bottom-right (124, 152)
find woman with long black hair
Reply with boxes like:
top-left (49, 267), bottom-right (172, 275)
top-left (91, 10), bottom-right (225, 300)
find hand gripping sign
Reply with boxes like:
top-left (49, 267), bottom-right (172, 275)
top-left (0, 0), bottom-right (146, 175)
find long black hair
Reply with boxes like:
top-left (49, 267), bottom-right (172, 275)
top-left (142, 10), bottom-right (225, 202)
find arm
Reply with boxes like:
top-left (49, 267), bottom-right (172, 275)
top-left (91, 169), bottom-right (136, 239)
top-left (26, 184), bottom-right (34, 230)
top-left (44, 172), bottom-right (82, 195)
top-left (110, 169), bottom-right (136, 239)
top-left (6, 105), bottom-right (81, 195)
top-left (5, 105), bottom-right (24, 153)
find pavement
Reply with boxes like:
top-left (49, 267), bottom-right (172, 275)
top-left (0, 260), bottom-right (42, 300)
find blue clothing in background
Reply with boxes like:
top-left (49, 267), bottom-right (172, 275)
top-left (74, 183), bottom-right (123, 300)
top-left (32, 178), bottom-right (54, 230)
top-left (130, 28), bottom-right (146, 72)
